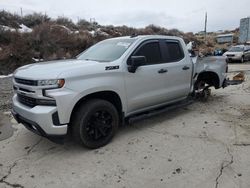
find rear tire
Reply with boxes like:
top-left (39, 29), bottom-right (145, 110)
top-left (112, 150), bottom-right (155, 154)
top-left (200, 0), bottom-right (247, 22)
top-left (72, 99), bottom-right (119, 149)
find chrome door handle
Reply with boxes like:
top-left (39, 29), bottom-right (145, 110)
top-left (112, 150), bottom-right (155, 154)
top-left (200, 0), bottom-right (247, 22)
top-left (158, 69), bottom-right (168, 74)
top-left (182, 66), bottom-right (190, 70)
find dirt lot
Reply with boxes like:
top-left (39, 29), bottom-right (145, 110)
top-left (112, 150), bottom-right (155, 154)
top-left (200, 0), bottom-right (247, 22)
top-left (0, 63), bottom-right (250, 188)
top-left (0, 76), bottom-right (12, 112)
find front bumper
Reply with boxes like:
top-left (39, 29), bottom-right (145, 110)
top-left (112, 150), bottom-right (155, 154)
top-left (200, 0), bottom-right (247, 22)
top-left (226, 56), bottom-right (242, 61)
top-left (12, 94), bottom-right (68, 137)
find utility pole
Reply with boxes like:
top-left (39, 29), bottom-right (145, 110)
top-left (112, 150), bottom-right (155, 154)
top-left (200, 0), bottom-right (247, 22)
top-left (204, 12), bottom-right (207, 43)
top-left (90, 18), bottom-right (96, 24)
top-left (43, 12), bottom-right (46, 22)
top-left (20, 7), bottom-right (23, 17)
top-left (90, 18), bottom-right (97, 30)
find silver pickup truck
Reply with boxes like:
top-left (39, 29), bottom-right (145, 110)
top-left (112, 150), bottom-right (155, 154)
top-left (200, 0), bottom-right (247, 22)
top-left (12, 35), bottom-right (228, 148)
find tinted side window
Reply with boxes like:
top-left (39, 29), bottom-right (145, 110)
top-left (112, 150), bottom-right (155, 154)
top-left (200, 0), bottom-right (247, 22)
top-left (166, 41), bottom-right (184, 62)
top-left (134, 42), bottom-right (162, 64)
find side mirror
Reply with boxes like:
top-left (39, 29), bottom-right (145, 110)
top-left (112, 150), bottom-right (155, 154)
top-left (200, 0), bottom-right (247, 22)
top-left (128, 56), bottom-right (146, 73)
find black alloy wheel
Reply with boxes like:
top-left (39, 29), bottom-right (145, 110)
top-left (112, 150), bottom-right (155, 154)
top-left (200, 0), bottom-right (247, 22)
top-left (72, 99), bottom-right (119, 149)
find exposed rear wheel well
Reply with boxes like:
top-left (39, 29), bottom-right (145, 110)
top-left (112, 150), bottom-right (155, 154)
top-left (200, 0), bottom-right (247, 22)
top-left (196, 71), bottom-right (220, 89)
top-left (70, 91), bottom-right (123, 124)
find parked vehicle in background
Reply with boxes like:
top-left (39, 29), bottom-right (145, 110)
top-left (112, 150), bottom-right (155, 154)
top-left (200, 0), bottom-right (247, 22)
top-left (12, 35), bottom-right (228, 149)
top-left (223, 45), bottom-right (250, 63)
top-left (213, 48), bottom-right (227, 56)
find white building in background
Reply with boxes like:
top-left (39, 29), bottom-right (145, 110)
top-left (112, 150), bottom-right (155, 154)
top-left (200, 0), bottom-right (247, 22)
top-left (239, 17), bottom-right (250, 44)
top-left (216, 34), bottom-right (234, 44)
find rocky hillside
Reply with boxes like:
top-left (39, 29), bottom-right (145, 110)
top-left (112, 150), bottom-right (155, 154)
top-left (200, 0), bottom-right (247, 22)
top-left (0, 10), bottom-right (236, 75)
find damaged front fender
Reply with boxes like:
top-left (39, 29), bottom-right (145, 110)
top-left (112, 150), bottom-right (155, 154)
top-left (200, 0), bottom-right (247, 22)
top-left (194, 56), bottom-right (228, 89)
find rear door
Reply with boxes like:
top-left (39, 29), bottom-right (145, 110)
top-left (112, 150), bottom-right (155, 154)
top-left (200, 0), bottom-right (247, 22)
top-left (159, 40), bottom-right (193, 100)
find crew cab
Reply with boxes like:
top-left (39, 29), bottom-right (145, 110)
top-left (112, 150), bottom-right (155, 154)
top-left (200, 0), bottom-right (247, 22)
top-left (12, 35), bottom-right (228, 148)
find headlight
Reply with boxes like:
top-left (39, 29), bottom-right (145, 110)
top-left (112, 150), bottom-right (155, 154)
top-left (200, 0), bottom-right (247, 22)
top-left (37, 79), bottom-right (65, 88)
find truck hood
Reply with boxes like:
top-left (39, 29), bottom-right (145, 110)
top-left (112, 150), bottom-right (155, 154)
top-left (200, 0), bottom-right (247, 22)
top-left (14, 59), bottom-right (100, 79)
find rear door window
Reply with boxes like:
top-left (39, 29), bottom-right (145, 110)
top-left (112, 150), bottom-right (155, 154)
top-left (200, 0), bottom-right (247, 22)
top-left (165, 41), bottom-right (184, 62)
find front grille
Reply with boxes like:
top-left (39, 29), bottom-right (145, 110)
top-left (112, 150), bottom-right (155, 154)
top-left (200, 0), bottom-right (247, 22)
top-left (227, 54), bottom-right (235, 57)
top-left (15, 78), bottom-right (38, 86)
top-left (17, 94), bottom-right (36, 107)
top-left (17, 94), bottom-right (56, 107)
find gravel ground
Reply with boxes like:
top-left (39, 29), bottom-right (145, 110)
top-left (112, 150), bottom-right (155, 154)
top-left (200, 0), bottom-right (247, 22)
top-left (0, 77), bottom-right (13, 112)
top-left (0, 63), bottom-right (250, 188)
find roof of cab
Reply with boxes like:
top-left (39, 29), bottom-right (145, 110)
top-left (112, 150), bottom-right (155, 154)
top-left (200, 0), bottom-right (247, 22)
top-left (107, 35), bottom-right (182, 41)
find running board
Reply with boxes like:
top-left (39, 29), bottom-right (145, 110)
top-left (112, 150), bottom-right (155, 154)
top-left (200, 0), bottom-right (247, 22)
top-left (127, 99), bottom-right (194, 124)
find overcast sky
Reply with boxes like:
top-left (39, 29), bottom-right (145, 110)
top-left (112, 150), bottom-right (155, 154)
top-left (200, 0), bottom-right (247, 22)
top-left (1, 0), bottom-right (250, 32)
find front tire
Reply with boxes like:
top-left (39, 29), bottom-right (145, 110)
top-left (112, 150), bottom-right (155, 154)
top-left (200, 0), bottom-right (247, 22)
top-left (241, 56), bottom-right (245, 63)
top-left (226, 58), bottom-right (231, 63)
top-left (72, 99), bottom-right (119, 149)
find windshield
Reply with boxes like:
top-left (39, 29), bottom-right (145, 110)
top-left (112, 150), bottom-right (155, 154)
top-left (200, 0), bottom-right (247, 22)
top-left (228, 46), bottom-right (244, 52)
top-left (77, 38), bottom-right (136, 62)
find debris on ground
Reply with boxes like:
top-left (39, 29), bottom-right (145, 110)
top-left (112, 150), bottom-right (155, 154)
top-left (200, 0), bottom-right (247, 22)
top-left (233, 72), bottom-right (245, 81)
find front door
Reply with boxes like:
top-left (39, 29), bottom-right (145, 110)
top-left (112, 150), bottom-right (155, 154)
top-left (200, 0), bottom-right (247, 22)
top-left (125, 40), bottom-right (171, 113)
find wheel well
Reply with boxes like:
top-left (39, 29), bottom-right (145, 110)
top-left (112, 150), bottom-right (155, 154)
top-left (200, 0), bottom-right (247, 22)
top-left (196, 71), bottom-right (220, 89)
top-left (70, 91), bottom-right (123, 123)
